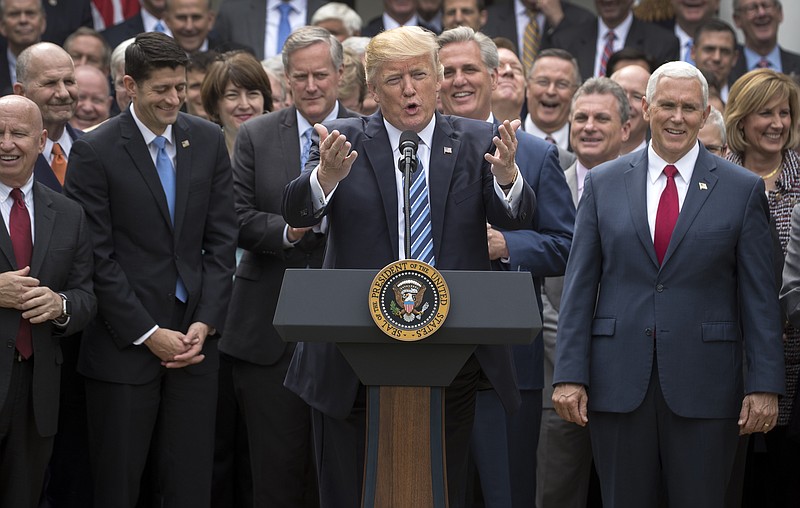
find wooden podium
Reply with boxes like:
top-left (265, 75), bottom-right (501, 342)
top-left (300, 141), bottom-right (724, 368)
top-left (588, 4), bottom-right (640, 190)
top-left (274, 269), bottom-right (541, 508)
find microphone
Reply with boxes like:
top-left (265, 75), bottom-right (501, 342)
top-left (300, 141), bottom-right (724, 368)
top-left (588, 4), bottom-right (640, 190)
top-left (398, 130), bottom-right (418, 173)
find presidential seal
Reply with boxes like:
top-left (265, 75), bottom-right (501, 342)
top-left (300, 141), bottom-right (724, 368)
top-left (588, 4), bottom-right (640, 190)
top-left (368, 260), bottom-right (450, 341)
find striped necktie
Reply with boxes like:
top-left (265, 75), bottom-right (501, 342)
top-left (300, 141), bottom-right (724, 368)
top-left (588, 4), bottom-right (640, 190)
top-left (599, 30), bottom-right (616, 76)
top-left (522, 9), bottom-right (541, 74)
top-left (407, 155), bottom-right (435, 266)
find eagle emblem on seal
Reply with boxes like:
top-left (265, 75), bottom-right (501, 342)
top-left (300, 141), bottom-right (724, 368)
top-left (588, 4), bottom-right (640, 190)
top-left (391, 279), bottom-right (430, 322)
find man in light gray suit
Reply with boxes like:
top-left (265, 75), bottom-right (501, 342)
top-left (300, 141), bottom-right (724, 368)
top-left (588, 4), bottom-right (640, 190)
top-left (553, 61), bottom-right (784, 508)
top-left (537, 76), bottom-right (630, 508)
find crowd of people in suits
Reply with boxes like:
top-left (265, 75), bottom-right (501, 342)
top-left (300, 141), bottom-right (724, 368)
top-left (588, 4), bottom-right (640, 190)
top-left (1, 0), bottom-right (800, 507)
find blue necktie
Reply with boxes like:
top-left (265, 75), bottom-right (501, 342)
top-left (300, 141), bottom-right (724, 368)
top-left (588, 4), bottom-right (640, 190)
top-left (154, 20), bottom-right (166, 33)
top-left (684, 40), bottom-right (694, 65)
top-left (276, 2), bottom-right (293, 54)
top-left (407, 154), bottom-right (435, 266)
top-left (300, 127), bottom-right (312, 172)
top-left (153, 136), bottom-right (188, 302)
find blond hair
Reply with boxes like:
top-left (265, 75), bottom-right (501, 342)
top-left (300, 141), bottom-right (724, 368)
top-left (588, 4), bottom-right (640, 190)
top-left (365, 26), bottom-right (442, 86)
top-left (725, 68), bottom-right (800, 154)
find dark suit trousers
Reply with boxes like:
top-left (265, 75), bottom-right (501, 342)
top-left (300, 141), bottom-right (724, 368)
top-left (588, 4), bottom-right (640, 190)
top-left (0, 358), bottom-right (54, 508)
top-left (232, 346), bottom-right (319, 508)
top-left (589, 358), bottom-right (739, 508)
top-left (44, 335), bottom-right (93, 508)
top-left (313, 355), bottom-right (481, 508)
top-left (211, 352), bottom-right (252, 508)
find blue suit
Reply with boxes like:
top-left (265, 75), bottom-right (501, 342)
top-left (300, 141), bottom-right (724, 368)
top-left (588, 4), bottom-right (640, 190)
top-left (554, 146), bottom-right (785, 507)
top-left (470, 128), bottom-right (574, 507)
top-left (283, 110), bottom-right (536, 508)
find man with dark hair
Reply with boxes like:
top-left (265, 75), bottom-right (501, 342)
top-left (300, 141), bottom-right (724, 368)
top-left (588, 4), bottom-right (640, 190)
top-left (64, 27), bottom-right (112, 77)
top-left (185, 50), bottom-right (218, 120)
top-left (64, 31), bottom-right (237, 508)
top-left (442, 0), bottom-right (487, 32)
top-left (691, 18), bottom-right (739, 102)
top-left (605, 47), bottom-right (656, 76)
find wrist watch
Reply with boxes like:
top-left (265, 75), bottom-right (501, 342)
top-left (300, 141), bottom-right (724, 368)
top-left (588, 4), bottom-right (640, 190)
top-left (57, 293), bottom-right (71, 320)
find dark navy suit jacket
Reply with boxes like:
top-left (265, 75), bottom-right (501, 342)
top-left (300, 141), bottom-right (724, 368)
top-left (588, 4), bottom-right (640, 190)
top-left (282, 111), bottom-right (537, 419)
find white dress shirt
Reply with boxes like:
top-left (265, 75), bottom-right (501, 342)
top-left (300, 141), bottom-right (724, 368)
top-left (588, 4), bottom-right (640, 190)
top-left (594, 12), bottom-right (633, 77)
top-left (646, 141), bottom-right (699, 241)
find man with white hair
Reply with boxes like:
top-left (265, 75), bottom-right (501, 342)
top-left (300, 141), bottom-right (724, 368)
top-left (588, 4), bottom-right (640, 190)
top-left (553, 61), bottom-right (785, 507)
top-left (310, 2), bottom-right (362, 41)
top-left (698, 106), bottom-right (726, 157)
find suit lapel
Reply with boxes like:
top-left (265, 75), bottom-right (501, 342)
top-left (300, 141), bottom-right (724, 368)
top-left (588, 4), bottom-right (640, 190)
top-left (173, 115), bottom-right (192, 240)
top-left (279, 108), bottom-right (301, 182)
top-left (363, 113), bottom-right (399, 258)
top-left (660, 148), bottom-right (718, 267)
top-left (565, 162), bottom-right (579, 206)
top-left (429, 113), bottom-right (458, 262)
top-left (30, 183), bottom-right (54, 275)
top-left (624, 151), bottom-right (659, 267)
top-left (0, 208), bottom-right (14, 268)
top-left (120, 110), bottom-right (174, 230)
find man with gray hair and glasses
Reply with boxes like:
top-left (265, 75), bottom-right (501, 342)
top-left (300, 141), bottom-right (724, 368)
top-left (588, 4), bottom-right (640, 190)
top-left (730, 0), bottom-right (800, 82)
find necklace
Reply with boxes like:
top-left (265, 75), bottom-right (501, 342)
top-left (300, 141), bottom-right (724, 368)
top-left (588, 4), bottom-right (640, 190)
top-left (761, 162), bottom-right (783, 180)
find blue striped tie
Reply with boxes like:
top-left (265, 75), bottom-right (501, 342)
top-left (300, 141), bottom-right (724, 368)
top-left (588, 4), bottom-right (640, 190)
top-left (408, 155), bottom-right (435, 266)
top-left (153, 136), bottom-right (187, 302)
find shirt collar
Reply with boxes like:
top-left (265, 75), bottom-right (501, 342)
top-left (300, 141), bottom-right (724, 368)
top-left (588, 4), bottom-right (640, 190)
top-left (130, 104), bottom-right (174, 146)
top-left (0, 174), bottom-right (34, 203)
top-left (647, 140), bottom-right (700, 184)
top-left (297, 101), bottom-right (340, 134)
top-left (599, 11), bottom-right (633, 40)
top-left (384, 114), bottom-right (436, 156)
top-left (745, 45), bottom-right (782, 71)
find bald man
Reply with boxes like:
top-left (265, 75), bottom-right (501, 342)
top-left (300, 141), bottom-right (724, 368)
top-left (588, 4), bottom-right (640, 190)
top-left (0, 95), bottom-right (95, 508)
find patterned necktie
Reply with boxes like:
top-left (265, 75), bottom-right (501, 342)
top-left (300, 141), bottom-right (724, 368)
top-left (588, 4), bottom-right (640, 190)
top-left (51, 142), bottom-right (67, 185)
top-left (544, 135), bottom-right (557, 145)
top-left (300, 127), bottom-right (312, 172)
top-left (10, 188), bottom-right (33, 359)
top-left (152, 136), bottom-right (187, 302)
top-left (757, 58), bottom-right (771, 69)
top-left (276, 2), bottom-right (294, 54)
top-left (522, 9), bottom-right (541, 75)
top-left (599, 30), bottom-right (616, 76)
top-left (407, 154), bottom-right (435, 266)
top-left (654, 165), bottom-right (679, 265)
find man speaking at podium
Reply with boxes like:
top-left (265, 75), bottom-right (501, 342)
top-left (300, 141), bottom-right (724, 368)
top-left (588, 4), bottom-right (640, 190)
top-left (282, 25), bottom-right (537, 508)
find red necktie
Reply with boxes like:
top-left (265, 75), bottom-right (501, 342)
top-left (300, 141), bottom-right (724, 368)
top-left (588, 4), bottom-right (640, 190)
top-left (9, 188), bottom-right (33, 359)
top-left (756, 58), bottom-right (770, 69)
top-left (599, 30), bottom-right (616, 76)
top-left (654, 165), bottom-right (679, 265)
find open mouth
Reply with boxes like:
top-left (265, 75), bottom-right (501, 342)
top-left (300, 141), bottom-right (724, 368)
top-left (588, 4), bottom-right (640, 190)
top-left (405, 103), bottom-right (420, 114)
top-left (0, 155), bottom-right (20, 161)
top-left (539, 100), bottom-right (561, 112)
